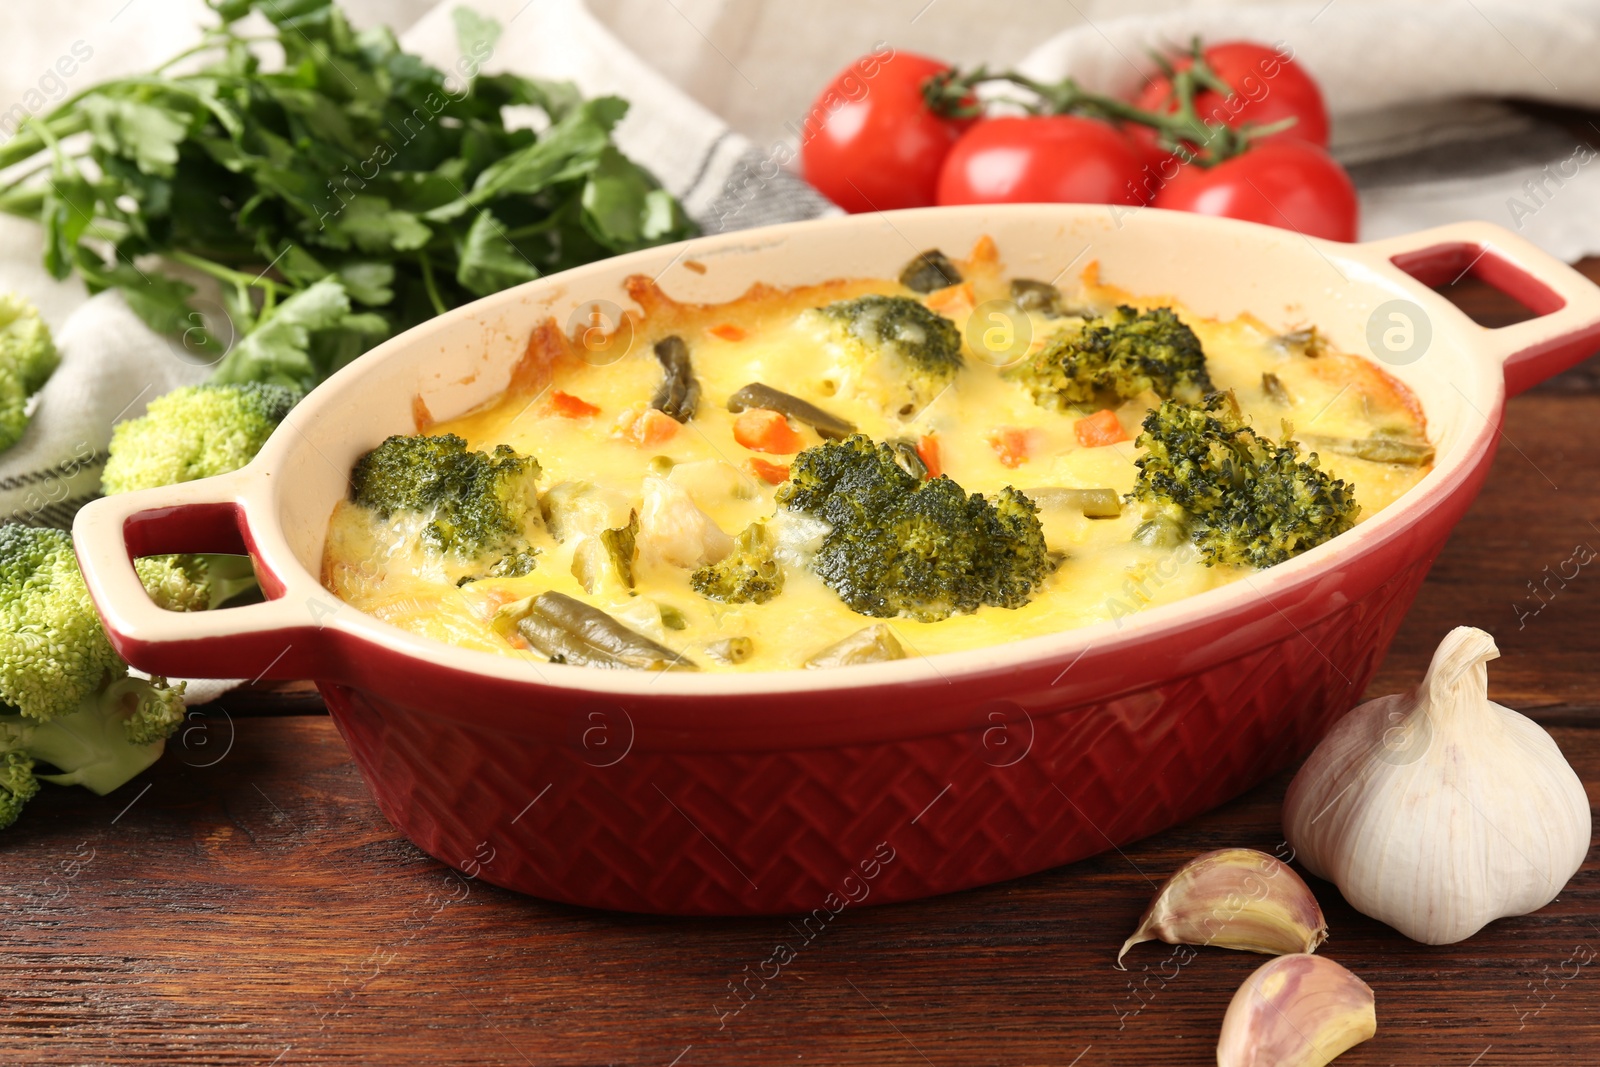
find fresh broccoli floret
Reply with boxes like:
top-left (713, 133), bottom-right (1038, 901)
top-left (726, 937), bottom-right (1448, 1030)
top-left (813, 295), bottom-right (964, 416)
top-left (0, 525), bottom-right (186, 829)
top-left (101, 383), bottom-right (291, 608)
top-left (1130, 394), bottom-right (1361, 569)
top-left (0, 749), bottom-right (39, 828)
top-left (691, 520), bottom-right (783, 604)
top-left (775, 435), bottom-right (1052, 622)
top-left (101, 382), bottom-right (301, 494)
top-left (0, 294), bottom-right (60, 454)
top-left (350, 433), bottom-right (542, 581)
top-left (1012, 305), bottom-right (1213, 411)
top-left (135, 553), bottom-right (261, 611)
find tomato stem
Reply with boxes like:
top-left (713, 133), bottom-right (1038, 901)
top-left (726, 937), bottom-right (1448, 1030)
top-left (924, 39), bottom-right (1292, 165)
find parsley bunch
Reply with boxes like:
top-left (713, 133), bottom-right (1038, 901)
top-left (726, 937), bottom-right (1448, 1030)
top-left (0, 0), bottom-right (694, 389)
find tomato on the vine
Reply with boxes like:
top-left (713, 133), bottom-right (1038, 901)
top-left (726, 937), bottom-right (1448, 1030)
top-left (1135, 41), bottom-right (1329, 148)
top-left (1122, 125), bottom-right (1177, 204)
top-left (800, 51), bottom-right (972, 213)
top-left (1152, 140), bottom-right (1357, 242)
top-left (935, 116), bottom-right (1145, 207)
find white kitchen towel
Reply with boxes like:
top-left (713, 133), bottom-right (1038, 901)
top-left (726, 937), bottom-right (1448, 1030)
top-left (1015, 1), bottom-right (1600, 115)
top-left (1010, 0), bottom-right (1600, 259)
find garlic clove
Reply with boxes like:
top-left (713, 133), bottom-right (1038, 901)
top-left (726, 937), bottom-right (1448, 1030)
top-left (1216, 953), bottom-right (1376, 1067)
top-left (1117, 847), bottom-right (1328, 967)
top-left (1283, 627), bottom-right (1592, 945)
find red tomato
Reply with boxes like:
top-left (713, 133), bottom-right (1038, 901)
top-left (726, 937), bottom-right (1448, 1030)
top-left (1153, 140), bottom-right (1358, 242)
top-left (936, 116), bottom-right (1145, 207)
top-left (800, 51), bottom-right (972, 213)
top-left (1123, 125), bottom-right (1175, 205)
top-left (1135, 41), bottom-right (1329, 148)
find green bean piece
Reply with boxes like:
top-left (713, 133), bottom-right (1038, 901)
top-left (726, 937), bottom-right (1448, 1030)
top-left (899, 249), bottom-right (963, 293)
top-left (1133, 515), bottom-right (1187, 548)
top-left (1300, 434), bottom-right (1435, 465)
top-left (1275, 327), bottom-right (1327, 358)
top-left (705, 637), bottom-right (754, 665)
top-left (803, 624), bottom-right (907, 669)
top-left (499, 591), bottom-right (697, 670)
top-left (889, 438), bottom-right (929, 479)
top-left (1023, 487), bottom-right (1122, 519)
top-left (571, 511), bottom-right (638, 594)
top-left (651, 335), bottom-right (700, 422)
top-left (726, 382), bottom-right (856, 440)
top-left (1262, 372), bottom-right (1292, 406)
top-left (1009, 278), bottom-right (1064, 317)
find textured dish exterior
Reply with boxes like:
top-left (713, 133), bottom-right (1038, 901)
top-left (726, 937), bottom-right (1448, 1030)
top-left (75, 207), bottom-right (1600, 916)
top-left (320, 550), bottom-right (1448, 915)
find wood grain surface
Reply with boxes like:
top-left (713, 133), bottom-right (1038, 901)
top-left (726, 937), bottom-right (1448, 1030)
top-left (3, 261), bottom-right (1599, 1067)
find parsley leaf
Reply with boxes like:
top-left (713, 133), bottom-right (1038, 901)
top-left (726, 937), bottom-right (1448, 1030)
top-left (0, 0), bottom-right (696, 392)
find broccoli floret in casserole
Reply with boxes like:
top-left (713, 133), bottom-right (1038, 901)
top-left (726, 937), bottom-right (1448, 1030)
top-left (691, 520), bottom-right (783, 604)
top-left (0, 293), bottom-right (60, 455)
top-left (101, 382), bottom-right (301, 494)
top-left (350, 433), bottom-right (543, 583)
top-left (775, 435), bottom-right (1052, 622)
top-left (1012, 305), bottom-right (1213, 411)
top-left (1130, 394), bottom-right (1361, 569)
top-left (0, 525), bottom-right (186, 829)
top-left (811, 295), bottom-right (964, 417)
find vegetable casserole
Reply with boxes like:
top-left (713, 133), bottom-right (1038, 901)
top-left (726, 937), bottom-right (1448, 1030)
top-left (322, 238), bottom-right (1431, 672)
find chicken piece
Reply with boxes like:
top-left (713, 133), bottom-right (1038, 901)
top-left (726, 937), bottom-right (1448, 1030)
top-left (637, 474), bottom-right (734, 569)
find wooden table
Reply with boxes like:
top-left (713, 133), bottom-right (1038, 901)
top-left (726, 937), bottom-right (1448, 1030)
top-left (6, 266), bottom-right (1599, 1067)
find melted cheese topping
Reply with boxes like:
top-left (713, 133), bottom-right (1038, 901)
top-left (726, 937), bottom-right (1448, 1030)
top-left (322, 242), bottom-right (1431, 673)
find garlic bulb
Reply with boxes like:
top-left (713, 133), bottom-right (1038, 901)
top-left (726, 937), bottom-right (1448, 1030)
top-left (1283, 626), bottom-right (1591, 945)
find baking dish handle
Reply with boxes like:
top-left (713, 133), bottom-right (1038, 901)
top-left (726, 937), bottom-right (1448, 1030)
top-left (1358, 222), bottom-right (1600, 396)
top-left (72, 472), bottom-right (338, 682)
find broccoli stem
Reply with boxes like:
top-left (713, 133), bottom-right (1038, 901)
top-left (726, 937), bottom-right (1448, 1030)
top-left (199, 554), bottom-right (262, 609)
top-left (12, 678), bottom-right (173, 796)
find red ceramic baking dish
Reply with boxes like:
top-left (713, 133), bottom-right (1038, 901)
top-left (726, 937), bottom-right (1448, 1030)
top-left (72, 206), bottom-right (1600, 915)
